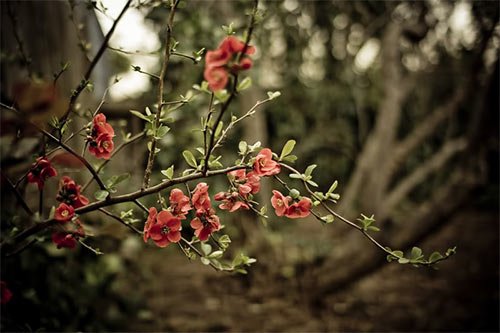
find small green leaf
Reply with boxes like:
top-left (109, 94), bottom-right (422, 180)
top-left (238, 141), bottom-right (248, 155)
top-left (306, 180), bottom-right (319, 187)
top-left (327, 181), bottom-right (338, 195)
top-left (182, 150), bottom-right (197, 168)
top-left (156, 125), bottom-right (170, 138)
top-left (208, 250), bottom-right (223, 259)
top-left (289, 189), bottom-right (300, 199)
top-left (237, 77), bottom-right (252, 92)
top-left (200, 257), bottom-right (211, 265)
top-left (410, 247), bottom-right (423, 259)
top-left (94, 190), bottom-right (109, 201)
top-left (321, 214), bottom-right (335, 223)
top-left (429, 251), bottom-right (444, 262)
top-left (200, 243), bottom-right (212, 256)
top-left (267, 91), bottom-right (281, 100)
top-left (282, 155), bottom-right (298, 163)
top-left (289, 173), bottom-right (303, 180)
top-left (130, 110), bottom-right (151, 122)
top-left (367, 226), bottom-right (380, 232)
top-left (279, 139), bottom-right (296, 160)
top-left (161, 165), bottom-right (174, 180)
top-left (398, 257), bottom-right (410, 264)
top-left (304, 164), bottom-right (317, 177)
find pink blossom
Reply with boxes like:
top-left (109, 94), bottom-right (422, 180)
top-left (271, 190), bottom-right (291, 217)
top-left (253, 148), bottom-right (281, 177)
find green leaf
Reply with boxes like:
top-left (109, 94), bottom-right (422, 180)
top-left (267, 91), bottom-right (281, 100)
top-left (367, 226), bottom-right (380, 232)
top-left (321, 214), bottom-right (335, 223)
top-left (94, 190), bottom-right (109, 201)
top-left (237, 77), bottom-right (252, 92)
top-left (279, 139), bottom-right (296, 160)
top-left (214, 89), bottom-right (229, 103)
top-left (208, 250), bottom-right (223, 259)
top-left (306, 180), bottom-right (319, 187)
top-left (182, 150), bottom-right (197, 168)
top-left (289, 173), bottom-right (303, 180)
top-left (446, 247), bottom-right (457, 256)
top-left (238, 141), bottom-right (248, 155)
top-left (156, 125), bottom-right (170, 138)
top-left (304, 164), bottom-right (317, 177)
top-left (161, 165), bottom-right (174, 180)
top-left (282, 154), bottom-right (298, 163)
top-left (200, 257), bottom-right (211, 265)
top-left (392, 250), bottom-right (404, 258)
top-left (214, 121), bottom-right (224, 138)
top-left (289, 189), bottom-right (300, 199)
top-left (106, 173), bottom-right (131, 188)
top-left (200, 243), bottom-right (212, 256)
top-left (327, 180), bottom-right (338, 195)
top-left (410, 247), bottom-right (423, 260)
top-left (398, 257), bottom-right (410, 264)
top-left (130, 110), bottom-right (150, 122)
top-left (429, 251), bottom-right (444, 262)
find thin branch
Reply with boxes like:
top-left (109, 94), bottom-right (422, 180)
top-left (142, 0), bottom-right (180, 189)
top-left (60, 0), bottom-right (133, 125)
top-left (98, 208), bottom-right (142, 234)
top-left (0, 170), bottom-right (33, 216)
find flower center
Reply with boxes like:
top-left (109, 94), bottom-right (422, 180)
top-left (161, 226), bottom-right (170, 235)
top-left (61, 210), bottom-right (69, 217)
top-left (102, 141), bottom-right (109, 149)
top-left (276, 199), bottom-right (283, 207)
top-left (259, 159), bottom-right (266, 167)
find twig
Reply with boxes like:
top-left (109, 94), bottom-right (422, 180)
top-left (142, 0), bottom-right (180, 189)
top-left (98, 208), bottom-right (142, 234)
top-left (60, 0), bottom-right (133, 125)
top-left (1, 170), bottom-right (33, 216)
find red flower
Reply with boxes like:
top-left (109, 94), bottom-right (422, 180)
top-left (143, 207), bottom-right (157, 242)
top-left (93, 113), bottom-right (115, 136)
top-left (203, 36), bottom-right (256, 92)
top-left (253, 148), bottom-right (281, 177)
top-left (285, 197), bottom-right (312, 219)
top-left (204, 66), bottom-right (229, 91)
top-left (56, 176), bottom-right (89, 208)
top-left (219, 36), bottom-right (256, 55)
top-left (169, 189), bottom-right (192, 219)
top-left (192, 182), bottom-right (211, 211)
top-left (51, 232), bottom-right (77, 249)
top-left (54, 203), bottom-right (75, 222)
top-left (26, 157), bottom-right (57, 190)
top-left (1, 281), bottom-right (13, 305)
top-left (205, 48), bottom-right (231, 68)
top-left (147, 210), bottom-right (182, 248)
top-left (214, 191), bottom-right (250, 212)
top-left (190, 208), bottom-right (221, 241)
top-left (88, 132), bottom-right (114, 159)
top-left (271, 190), bottom-right (291, 217)
top-left (88, 113), bottom-right (115, 159)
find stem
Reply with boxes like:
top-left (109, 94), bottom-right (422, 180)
top-left (98, 208), bottom-right (142, 234)
top-left (1, 170), bottom-right (33, 216)
top-left (6, 2), bottom-right (33, 77)
top-left (142, 0), bottom-right (180, 189)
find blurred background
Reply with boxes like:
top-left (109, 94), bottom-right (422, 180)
top-left (1, 0), bottom-right (498, 331)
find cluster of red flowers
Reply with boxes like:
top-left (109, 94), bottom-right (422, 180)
top-left (52, 176), bottom-right (88, 248)
top-left (271, 190), bottom-right (312, 219)
top-left (26, 157), bottom-right (57, 190)
top-left (143, 183), bottom-right (222, 247)
top-left (215, 169), bottom-right (260, 212)
top-left (87, 114), bottom-right (115, 159)
top-left (204, 36), bottom-right (256, 91)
